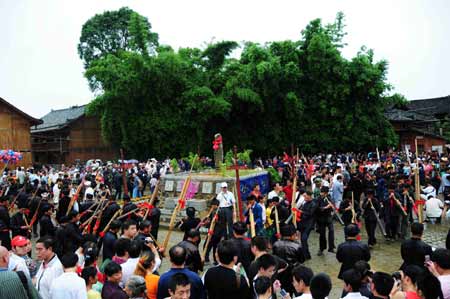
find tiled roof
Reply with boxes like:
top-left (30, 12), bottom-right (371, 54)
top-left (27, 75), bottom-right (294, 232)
top-left (406, 95), bottom-right (450, 116)
top-left (385, 108), bottom-right (437, 122)
top-left (31, 105), bottom-right (86, 133)
top-left (0, 97), bottom-right (42, 125)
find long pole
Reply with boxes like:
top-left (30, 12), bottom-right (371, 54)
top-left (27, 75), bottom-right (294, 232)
top-left (415, 139), bottom-right (423, 223)
top-left (233, 146), bottom-right (244, 221)
top-left (120, 149), bottom-right (129, 197)
top-left (162, 156), bottom-right (197, 254)
top-left (291, 148), bottom-right (299, 225)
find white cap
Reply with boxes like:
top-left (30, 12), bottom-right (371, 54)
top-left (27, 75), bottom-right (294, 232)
top-left (85, 188), bottom-right (94, 195)
top-left (221, 182), bottom-right (228, 188)
top-left (84, 181), bottom-right (91, 187)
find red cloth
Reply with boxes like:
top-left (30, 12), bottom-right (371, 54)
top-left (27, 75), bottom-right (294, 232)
top-left (283, 186), bottom-right (293, 204)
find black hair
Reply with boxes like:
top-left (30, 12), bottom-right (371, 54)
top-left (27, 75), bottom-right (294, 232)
top-left (292, 265), bottom-right (314, 287)
top-left (258, 254), bottom-right (277, 271)
top-left (280, 224), bottom-right (296, 237)
top-left (168, 273), bottom-right (190, 293)
top-left (251, 236), bottom-right (268, 252)
top-left (353, 260), bottom-right (371, 278)
top-left (86, 193), bottom-right (94, 200)
top-left (81, 266), bottom-right (97, 285)
top-left (417, 272), bottom-right (444, 299)
top-left (110, 220), bottom-right (122, 231)
top-left (186, 207), bottom-right (196, 218)
top-left (254, 276), bottom-right (272, 295)
top-left (122, 219), bottom-right (137, 231)
top-left (344, 224), bottom-right (360, 238)
top-left (210, 199), bottom-right (220, 206)
top-left (186, 229), bottom-right (200, 239)
top-left (217, 240), bottom-right (238, 265)
top-left (169, 245), bottom-right (187, 266)
top-left (104, 261), bottom-right (122, 277)
top-left (411, 222), bottom-right (424, 236)
top-left (271, 196), bottom-right (280, 203)
top-left (68, 210), bottom-right (79, 220)
top-left (372, 272), bottom-right (394, 297)
top-left (342, 269), bottom-right (362, 292)
top-left (36, 236), bottom-right (55, 251)
top-left (310, 273), bottom-right (332, 299)
top-left (247, 195), bottom-right (256, 202)
top-left (61, 253), bottom-right (78, 268)
top-left (114, 238), bottom-right (131, 257)
top-left (403, 265), bottom-right (424, 284)
top-left (128, 240), bottom-right (142, 259)
top-left (431, 248), bottom-right (450, 269)
top-left (232, 222), bottom-right (247, 235)
top-left (83, 242), bottom-right (98, 267)
top-left (139, 220), bottom-right (152, 231)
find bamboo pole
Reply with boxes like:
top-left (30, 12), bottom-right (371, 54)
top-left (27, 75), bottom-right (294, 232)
top-left (291, 148), bottom-right (299, 225)
top-left (162, 156), bottom-right (197, 254)
top-left (201, 207), bottom-right (220, 260)
top-left (233, 146), bottom-right (244, 222)
top-left (249, 207), bottom-right (256, 237)
top-left (415, 139), bottom-right (423, 223)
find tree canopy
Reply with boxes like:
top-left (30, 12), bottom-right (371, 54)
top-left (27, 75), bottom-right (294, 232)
top-left (79, 8), bottom-right (401, 159)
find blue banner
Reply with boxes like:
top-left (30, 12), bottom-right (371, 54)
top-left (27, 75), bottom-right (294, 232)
top-left (239, 172), bottom-right (270, 200)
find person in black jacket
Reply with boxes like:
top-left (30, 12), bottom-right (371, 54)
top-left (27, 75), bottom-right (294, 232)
top-left (178, 207), bottom-right (200, 241)
top-left (272, 224), bottom-right (305, 295)
top-left (102, 220), bottom-right (121, 261)
top-left (446, 227), bottom-right (450, 250)
top-left (399, 222), bottom-right (432, 271)
top-left (39, 204), bottom-right (55, 237)
top-left (399, 184), bottom-right (414, 239)
top-left (62, 210), bottom-right (84, 255)
top-left (362, 189), bottom-right (380, 247)
top-left (229, 221), bottom-right (253, 273)
top-left (0, 196), bottom-right (11, 250)
top-left (336, 224), bottom-right (370, 280)
top-left (148, 198), bottom-right (161, 240)
top-left (99, 197), bottom-right (121, 232)
top-left (385, 185), bottom-right (404, 240)
top-left (10, 203), bottom-right (31, 238)
top-left (178, 229), bottom-right (203, 273)
top-left (298, 191), bottom-right (317, 260)
top-left (315, 186), bottom-right (335, 255)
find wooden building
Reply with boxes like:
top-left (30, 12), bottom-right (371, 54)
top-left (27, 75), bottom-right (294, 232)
top-left (0, 97), bottom-right (42, 166)
top-left (30, 105), bottom-right (116, 165)
top-left (386, 108), bottom-right (448, 153)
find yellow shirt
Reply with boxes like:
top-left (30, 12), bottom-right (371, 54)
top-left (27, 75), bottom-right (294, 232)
top-left (266, 207), bottom-right (273, 227)
top-left (87, 289), bottom-right (101, 299)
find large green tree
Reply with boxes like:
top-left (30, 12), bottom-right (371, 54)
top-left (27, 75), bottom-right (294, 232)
top-left (81, 9), bottom-right (400, 159)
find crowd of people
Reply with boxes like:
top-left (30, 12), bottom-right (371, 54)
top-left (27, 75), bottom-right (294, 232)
top-left (0, 149), bottom-right (449, 299)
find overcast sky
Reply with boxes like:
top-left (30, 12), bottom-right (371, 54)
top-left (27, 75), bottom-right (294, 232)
top-left (1, 0), bottom-right (449, 119)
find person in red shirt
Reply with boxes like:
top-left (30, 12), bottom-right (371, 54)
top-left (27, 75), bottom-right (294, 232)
top-left (283, 179), bottom-right (293, 206)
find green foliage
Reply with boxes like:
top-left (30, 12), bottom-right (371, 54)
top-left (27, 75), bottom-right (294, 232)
top-left (266, 167), bottom-right (281, 184)
top-left (81, 10), bottom-right (400, 159)
top-left (224, 149), bottom-right (253, 166)
top-left (170, 158), bottom-right (179, 173)
top-left (184, 153), bottom-right (201, 171)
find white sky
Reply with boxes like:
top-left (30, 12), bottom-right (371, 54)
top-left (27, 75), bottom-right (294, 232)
top-left (1, 0), bottom-right (449, 119)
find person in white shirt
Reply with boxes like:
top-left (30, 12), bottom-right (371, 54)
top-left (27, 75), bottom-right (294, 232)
top-left (268, 183), bottom-right (283, 201)
top-left (216, 182), bottom-right (235, 238)
top-left (340, 269), bottom-right (369, 299)
top-left (35, 237), bottom-right (64, 299)
top-left (425, 248), bottom-right (450, 299)
top-left (421, 181), bottom-right (437, 201)
top-left (424, 195), bottom-right (444, 223)
top-left (50, 252), bottom-right (87, 299)
top-left (120, 240), bottom-right (141, 288)
top-left (52, 179), bottom-right (62, 204)
top-left (292, 265), bottom-right (314, 299)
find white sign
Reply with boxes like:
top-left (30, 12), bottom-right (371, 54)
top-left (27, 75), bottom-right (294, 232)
top-left (164, 180), bottom-right (174, 191)
top-left (202, 182), bottom-right (213, 194)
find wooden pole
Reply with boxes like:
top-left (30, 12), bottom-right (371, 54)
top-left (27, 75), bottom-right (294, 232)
top-left (201, 207), bottom-right (220, 260)
top-left (249, 207), bottom-right (256, 237)
top-left (351, 192), bottom-right (356, 224)
top-left (272, 205), bottom-right (280, 239)
top-left (291, 148), bottom-right (299, 225)
top-left (415, 139), bottom-right (423, 223)
top-left (162, 156), bottom-right (197, 254)
top-left (120, 149), bottom-right (129, 197)
top-left (233, 146), bottom-right (244, 222)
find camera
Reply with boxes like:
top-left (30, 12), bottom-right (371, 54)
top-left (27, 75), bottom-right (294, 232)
top-left (144, 237), bottom-right (154, 244)
top-left (392, 271), bottom-right (401, 281)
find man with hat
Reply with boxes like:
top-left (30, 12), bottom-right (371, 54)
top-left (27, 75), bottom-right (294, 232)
top-left (10, 235), bottom-right (33, 278)
top-left (336, 224), bottom-right (370, 280)
top-left (216, 182), bottom-right (235, 238)
top-left (315, 186), bottom-right (335, 256)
